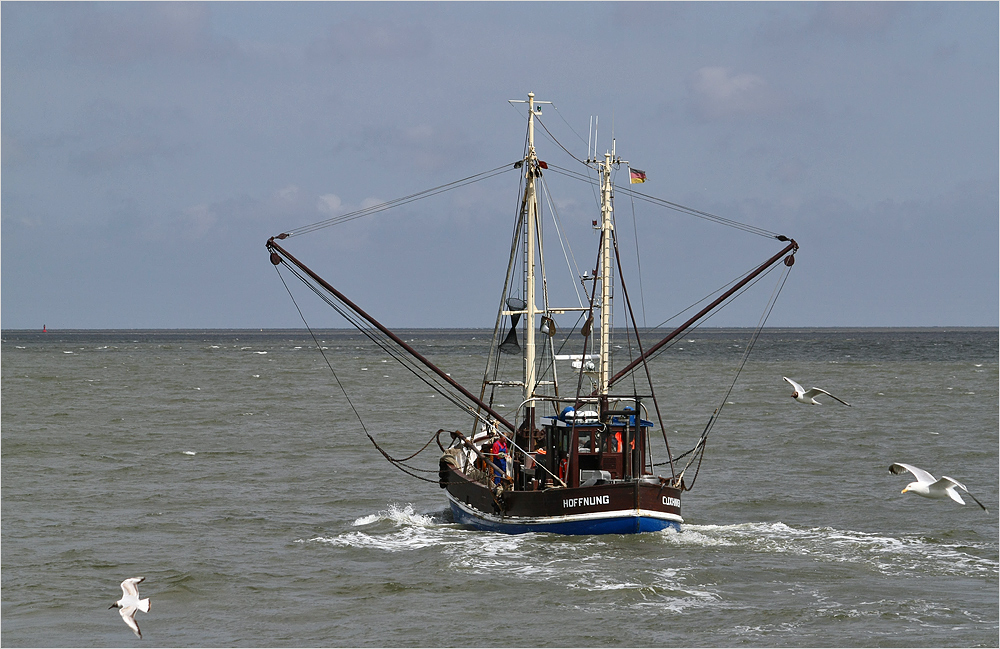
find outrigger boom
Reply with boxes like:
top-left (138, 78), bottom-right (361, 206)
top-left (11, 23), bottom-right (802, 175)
top-left (608, 238), bottom-right (797, 388)
top-left (267, 237), bottom-right (516, 433)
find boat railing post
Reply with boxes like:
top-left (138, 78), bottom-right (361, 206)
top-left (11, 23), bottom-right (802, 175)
top-left (636, 397), bottom-right (650, 476)
top-left (569, 428), bottom-right (580, 488)
top-left (623, 423), bottom-right (630, 481)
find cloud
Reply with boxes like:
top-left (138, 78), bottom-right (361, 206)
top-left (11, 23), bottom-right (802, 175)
top-left (688, 67), bottom-right (779, 120)
top-left (317, 193), bottom-right (343, 215)
top-left (277, 185), bottom-right (300, 202)
top-left (181, 204), bottom-right (218, 240)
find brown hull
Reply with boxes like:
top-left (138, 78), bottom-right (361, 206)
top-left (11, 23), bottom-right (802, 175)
top-left (442, 466), bottom-right (682, 535)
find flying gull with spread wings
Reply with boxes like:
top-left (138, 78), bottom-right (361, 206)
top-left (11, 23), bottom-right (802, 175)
top-left (783, 376), bottom-right (851, 406)
top-left (890, 462), bottom-right (987, 511)
top-left (110, 577), bottom-right (151, 638)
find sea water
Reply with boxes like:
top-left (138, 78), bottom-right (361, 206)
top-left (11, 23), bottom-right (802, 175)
top-left (2, 328), bottom-right (997, 647)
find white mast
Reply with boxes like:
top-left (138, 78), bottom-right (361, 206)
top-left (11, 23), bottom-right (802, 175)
top-left (598, 151), bottom-right (614, 396)
top-left (504, 92), bottom-right (550, 427)
top-left (524, 93), bottom-right (539, 406)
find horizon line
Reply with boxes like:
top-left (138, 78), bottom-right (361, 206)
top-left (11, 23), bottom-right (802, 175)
top-left (3, 325), bottom-right (998, 333)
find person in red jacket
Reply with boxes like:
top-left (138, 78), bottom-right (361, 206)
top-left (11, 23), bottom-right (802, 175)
top-left (489, 436), bottom-right (508, 487)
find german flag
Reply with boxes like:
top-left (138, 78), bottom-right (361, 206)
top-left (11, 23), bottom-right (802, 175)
top-left (629, 168), bottom-right (646, 184)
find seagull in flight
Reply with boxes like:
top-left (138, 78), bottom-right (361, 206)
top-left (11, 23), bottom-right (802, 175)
top-left (782, 376), bottom-right (851, 406)
top-left (110, 577), bottom-right (151, 638)
top-left (889, 462), bottom-right (987, 511)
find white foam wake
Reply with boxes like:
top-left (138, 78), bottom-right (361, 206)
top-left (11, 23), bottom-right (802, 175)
top-left (658, 521), bottom-right (997, 578)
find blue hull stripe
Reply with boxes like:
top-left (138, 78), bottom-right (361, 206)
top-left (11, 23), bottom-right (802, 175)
top-left (447, 493), bottom-right (682, 535)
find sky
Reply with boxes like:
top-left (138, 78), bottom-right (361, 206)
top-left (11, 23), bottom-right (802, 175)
top-left (2, 1), bottom-right (997, 330)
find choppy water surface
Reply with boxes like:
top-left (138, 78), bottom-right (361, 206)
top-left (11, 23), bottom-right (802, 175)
top-left (2, 328), bottom-right (997, 647)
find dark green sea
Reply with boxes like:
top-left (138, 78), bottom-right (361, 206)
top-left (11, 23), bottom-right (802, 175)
top-left (2, 328), bottom-right (997, 647)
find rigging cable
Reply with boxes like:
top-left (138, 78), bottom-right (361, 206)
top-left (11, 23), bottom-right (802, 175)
top-left (534, 114), bottom-right (589, 167)
top-left (280, 164), bottom-right (517, 238)
top-left (545, 163), bottom-right (784, 240)
top-left (534, 113), bottom-right (602, 208)
top-left (550, 103), bottom-right (591, 150)
top-left (479, 151), bottom-right (529, 428)
top-left (274, 256), bottom-right (502, 440)
top-left (649, 256), bottom-right (777, 331)
top-left (625, 164), bottom-right (648, 328)
top-left (650, 259), bottom-right (785, 363)
top-left (537, 173), bottom-right (587, 308)
top-left (672, 258), bottom-right (794, 490)
top-left (505, 111), bottom-right (786, 242)
top-left (618, 183), bottom-right (781, 239)
top-left (272, 264), bottom-right (440, 483)
top-left (571, 231), bottom-right (605, 409)
top-left (609, 219), bottom-right (676, 477)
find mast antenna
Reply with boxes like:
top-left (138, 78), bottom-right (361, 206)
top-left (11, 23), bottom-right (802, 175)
top-left (594, 116), bottom-right (599, 160)
top-left (588, 116), bottom-right (593, 161)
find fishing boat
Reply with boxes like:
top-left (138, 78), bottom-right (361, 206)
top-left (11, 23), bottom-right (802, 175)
top-left (267, 93), bottom-right (798, 535)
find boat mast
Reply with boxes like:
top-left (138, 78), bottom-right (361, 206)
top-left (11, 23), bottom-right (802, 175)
top-left (598, 150), bottom-right (614, 396)
top-left (524, 93), bottom-right (539, 413)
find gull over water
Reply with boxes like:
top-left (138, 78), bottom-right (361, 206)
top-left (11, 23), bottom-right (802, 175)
top-left (110, 577), bottom-right (151, 638)
top-left (890, 462), bottom-right (987, 511)
top-left (783, 376), bottom-right (851, 406)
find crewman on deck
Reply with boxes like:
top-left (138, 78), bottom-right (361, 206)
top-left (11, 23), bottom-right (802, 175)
top-left (490, 436), bottom-right (509, 487)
